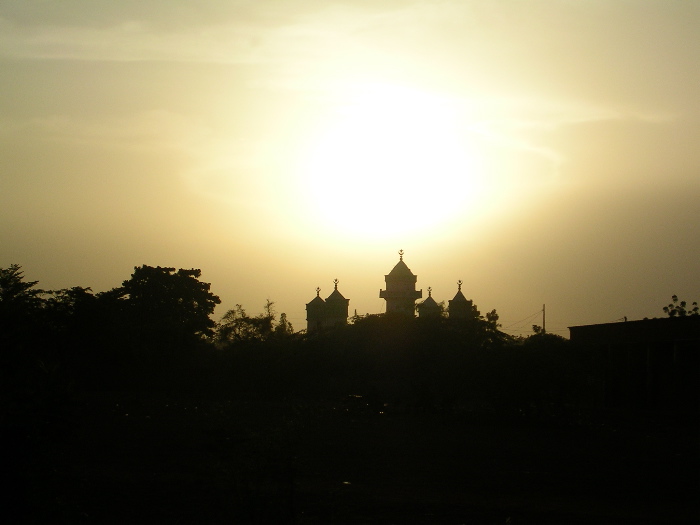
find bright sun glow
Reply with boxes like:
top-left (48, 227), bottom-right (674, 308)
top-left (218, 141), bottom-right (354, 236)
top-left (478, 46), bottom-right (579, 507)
top-left (301, 83), bottom-right (488, 239)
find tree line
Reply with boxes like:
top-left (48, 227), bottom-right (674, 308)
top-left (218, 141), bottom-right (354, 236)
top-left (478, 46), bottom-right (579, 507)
top-left (2, 263), bottom-right (595, 417)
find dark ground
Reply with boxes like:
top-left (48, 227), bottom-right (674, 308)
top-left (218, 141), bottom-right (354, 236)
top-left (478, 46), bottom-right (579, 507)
top-left (7, 393), bottom-right (698, 524)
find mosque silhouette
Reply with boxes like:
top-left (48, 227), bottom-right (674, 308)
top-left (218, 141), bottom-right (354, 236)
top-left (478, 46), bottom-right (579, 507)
top-left (306, 250), bottom-right (474, 333)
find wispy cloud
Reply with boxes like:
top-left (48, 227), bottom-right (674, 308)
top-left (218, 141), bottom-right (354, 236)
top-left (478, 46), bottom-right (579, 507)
top-left (1, 111), bottom-right (207, 151)
top-left (0, 16), bottom-right (270, 63)
top-left (0, 2), bottom-right (389, 65)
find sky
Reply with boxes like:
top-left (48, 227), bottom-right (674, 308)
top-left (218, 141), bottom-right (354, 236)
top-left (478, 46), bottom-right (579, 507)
top-left (1, 0), bottom-right (699, 336)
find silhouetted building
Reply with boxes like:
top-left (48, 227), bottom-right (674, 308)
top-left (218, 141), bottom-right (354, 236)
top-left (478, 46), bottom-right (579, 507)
top-left (448, 280), bottom-right (473, 320)
top-left (417, 287), bottom-right (442, 318)
top-left (379, 250), bottom-right (422, 316)
top-left (307, 251), bottom-right (483, 323)
top-left (569, 316), bottom-right (700, 411)
top-left (305, 288), bottom-right (326, 334)
top-left (306, 279), bottom-right (349, 333)
top-left (325, 279), bottom-right (350, 327)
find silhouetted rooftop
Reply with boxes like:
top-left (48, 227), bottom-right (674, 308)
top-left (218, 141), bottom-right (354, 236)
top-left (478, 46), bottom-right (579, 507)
top-left (451, 289), bottom-right (468, 303)
top-left (326, 288), bottom-right (347, 302)
top-left (387, 259), bottom-right (416, 278)
top-left (569, 316), bottom-right (700, 343)
top-left (306, 289), bottom-right (325, 309)
top-left (421, 295), bottom-right (438, 307)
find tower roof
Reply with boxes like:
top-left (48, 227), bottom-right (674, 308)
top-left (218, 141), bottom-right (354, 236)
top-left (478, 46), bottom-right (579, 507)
top-left (306, 287), bottom-right (325, 308)
top-left (326, 279), bottom-right (348, 303)
top-left (418, 286), bottom-right (441, 317)
top-left (422, 286), bottom-right (438, 306)
top-left (387, 259), bottom-right (415, 277)
top-left (386, 250), bottom-right (416, 278)
top-left (450, 280), bottom-right (469, 303)
top-left (420, 295), bottom-right (439, 308)
top-left (451, 290), bottom-right (468, 303)
top-left (325, 289), bottom-right (346, 302)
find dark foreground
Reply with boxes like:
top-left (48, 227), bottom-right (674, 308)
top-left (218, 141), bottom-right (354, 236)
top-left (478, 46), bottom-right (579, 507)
top-left (5, 393), bottom-right (698, 524)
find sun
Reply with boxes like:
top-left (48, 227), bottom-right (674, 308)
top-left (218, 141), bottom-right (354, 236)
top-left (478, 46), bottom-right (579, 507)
top-left (300, 83), bottom-right (487, 239)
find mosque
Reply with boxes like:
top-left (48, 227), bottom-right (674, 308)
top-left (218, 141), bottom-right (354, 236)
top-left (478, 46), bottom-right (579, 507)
top-left (305, 250), bottom-right (474, 333)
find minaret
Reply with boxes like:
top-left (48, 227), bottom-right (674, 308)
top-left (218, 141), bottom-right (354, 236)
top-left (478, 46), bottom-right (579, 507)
top-left (325, 279), bottom-right (350, 328)
top-left (448, 280), bottom-right (475, 320)
top-left (306, 287), bottom-right (325, 333)
top-left (379, 250), bottom-right (422, 316)
top-left (417, 286), bottom-right (441, 318)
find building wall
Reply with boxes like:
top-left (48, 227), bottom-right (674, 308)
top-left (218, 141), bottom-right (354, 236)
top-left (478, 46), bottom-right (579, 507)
top-left (569, 317), bottom-right (700, 411)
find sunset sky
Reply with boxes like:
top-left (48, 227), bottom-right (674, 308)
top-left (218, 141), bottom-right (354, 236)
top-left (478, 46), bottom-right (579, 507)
top-left (2, 0), bottom-right (698, 336)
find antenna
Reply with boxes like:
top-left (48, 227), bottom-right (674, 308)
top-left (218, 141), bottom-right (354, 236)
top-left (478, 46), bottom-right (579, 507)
top-left (542, 304), bottom-right (546, 334)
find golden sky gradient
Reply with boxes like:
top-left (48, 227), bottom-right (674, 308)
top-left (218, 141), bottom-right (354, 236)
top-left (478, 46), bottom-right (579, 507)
top-left (1, 1), bottom-right (699, 335)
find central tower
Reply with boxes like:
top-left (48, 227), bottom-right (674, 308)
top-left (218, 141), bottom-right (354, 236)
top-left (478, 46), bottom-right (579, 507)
top-left (379, 250), bottom-right (422, 316)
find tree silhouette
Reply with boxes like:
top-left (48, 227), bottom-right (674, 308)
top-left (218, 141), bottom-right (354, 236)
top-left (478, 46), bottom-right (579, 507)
top-left (0, 264), bottom-right (45, 330)
top-left (117, 265), bottom-right (221, 350)
top-left (663, 295), bottom-right (699, 317)
top-left (0, 264), bottom-right (49, 370)
top-left (215, 300), bottom-right (294, 346)
top-left (216, 304), bottom-right (272, 344)
top-left (274, 312), bottom-right (294, 338)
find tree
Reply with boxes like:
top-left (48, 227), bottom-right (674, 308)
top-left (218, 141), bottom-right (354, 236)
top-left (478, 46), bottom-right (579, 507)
top-left (484, 309), bottom-right (501, 330)
top-left (663, 295), bottom-right (699, 317)
top-left (117, 265), bottom-right (221, 348)
top-left (0, 264), bottom-right (45, 315)
top-left (273, 312), bottom-right (294, 338)
top-left (215, 304), bottom-right (273, 344)
top-left (215, 300), bottom-right (294, 346)
top-left (41, 286), bottom-right (97, 359)
top-left (43, 286), bottom-right (96, 329)
top-left (0, 264), bottom-right (48, 353)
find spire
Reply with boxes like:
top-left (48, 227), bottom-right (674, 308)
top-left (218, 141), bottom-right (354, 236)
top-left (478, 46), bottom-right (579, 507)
top-left (307, 286), bottom-right (327, 334)
top-left (418, 285), bottom-right (440, 318)
top-left (326, 279), bottom-right (347, 302)
top-left (380, 250), bottom-right (422, 316)
top-left (448, 279), bottom-right (472, 319)
top-left (452, 280), bottom-right (467, 301)
top-left (325, 278), bottom-right (350, 325)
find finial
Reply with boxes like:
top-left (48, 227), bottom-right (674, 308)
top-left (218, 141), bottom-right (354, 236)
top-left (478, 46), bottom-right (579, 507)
top-left (333, 278), bottom-right (339, 290)
top-left (316, 287), bottom-right (321, 297)
top-left (428, 286), bottom-right (432, 297)
top-left (457, 280), bottom-right (462, 292)
top-left (398, 249), bottom-right (404, 261)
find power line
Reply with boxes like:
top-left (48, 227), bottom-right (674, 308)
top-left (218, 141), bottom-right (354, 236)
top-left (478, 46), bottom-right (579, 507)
top-left (503, 309), bottom-right (542, 330)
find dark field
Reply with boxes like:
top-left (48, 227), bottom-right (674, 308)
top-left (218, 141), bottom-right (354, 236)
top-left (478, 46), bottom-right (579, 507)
top-left (10, 393), bottom-right (699, 524)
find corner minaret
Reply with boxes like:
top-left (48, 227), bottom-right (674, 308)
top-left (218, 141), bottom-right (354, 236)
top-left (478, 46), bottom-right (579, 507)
top-left (306, 280), bottom-right (350, 334)
top-left (379, 250), bottom-right (422, 316)
top-left (417, 286), bottom-right (441, 318)
top-left (306, 287), bottom-right (326, 334)
top-left (448, 280), bottom-right (475, 320)
top-left (325, 279), bottom-right (350, 328)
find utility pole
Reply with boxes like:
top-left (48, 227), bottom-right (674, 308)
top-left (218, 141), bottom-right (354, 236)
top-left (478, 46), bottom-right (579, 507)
top-left (542, 304), bottom-right (546, 334)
